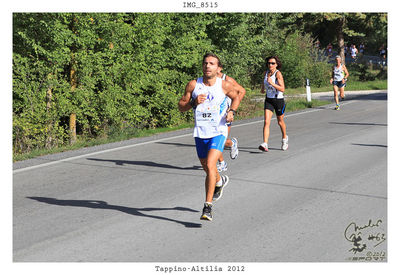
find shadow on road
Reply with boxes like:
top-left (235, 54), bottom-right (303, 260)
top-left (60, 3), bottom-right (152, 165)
top-left (156, 141), bottom-right (195, 147)
top-left (87, 158), bottom-right (202, 170)
top-left (350, 93), bottom-right (387, 101)
top-left (231, 177), bottom-right (387, 200)
top-left (238, 146), bottom-right (281, 154)
top-left (329, 122), bottom-right (387, 127)
top-left (311, 91), bottom-right (387, 102)
top-left (352, 143), bottom-right (387, 148)
top-left (27, 197), bottom-right (202, 228)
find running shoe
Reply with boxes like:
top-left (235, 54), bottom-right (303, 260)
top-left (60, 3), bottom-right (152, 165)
top-left (217, 161), bottom-right (227, 172)
top-left (258, 142), bottom-right (268, 152)
top-left (230, 137), bottom-right (239, 159)
top-left (200, 203), bottom-right (213, 221)
top-left (213, 175), bottom-right (229, 201)
top-left (334, 104), bottom-right (340, 110)
top-left (281, 136), bottom-right (289, 151)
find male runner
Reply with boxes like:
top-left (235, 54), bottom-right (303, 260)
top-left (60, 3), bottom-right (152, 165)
top-left (216, 65), bottom-right (246, 172)
top-left (178, 53), bottom-right (241, 221)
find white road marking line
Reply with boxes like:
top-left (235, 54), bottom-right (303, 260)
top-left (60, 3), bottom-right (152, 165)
top-left (13, 101), bottom-right (357, 174)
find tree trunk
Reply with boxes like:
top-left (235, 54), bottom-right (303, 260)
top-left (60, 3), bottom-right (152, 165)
top-left (46, 85), bottom-right (53, 148)
top-left (69, 113), bottom-right (77, 144)
top-left (69, 64), bottom-right (77, 144)
top-left (69, 15), bottom-right (78, 145)
top-left (336, 16), bottom-right (346, 65)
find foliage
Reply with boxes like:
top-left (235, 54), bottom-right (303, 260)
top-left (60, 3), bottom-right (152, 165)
top-left (346, 63), bottom-right (387, 82)
top-left (273, 33), bottom-right (331, 88)
top-left (13, 12), bottom-right (387, 156)
top-left (294, 13), bottom-right (387, 55)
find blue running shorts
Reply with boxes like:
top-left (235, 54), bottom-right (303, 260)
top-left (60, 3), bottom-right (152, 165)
top-left (195, 135), bottom-right (227, 159)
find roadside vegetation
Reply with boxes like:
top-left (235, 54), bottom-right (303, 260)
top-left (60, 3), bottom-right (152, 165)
top-left (13, 13), bottom-right (387, 162)
top-left (14, 71), bottom-right (385, 162)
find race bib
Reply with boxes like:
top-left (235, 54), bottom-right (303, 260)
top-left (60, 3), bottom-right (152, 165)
top-left (195, 104), bottom-right (219, 127)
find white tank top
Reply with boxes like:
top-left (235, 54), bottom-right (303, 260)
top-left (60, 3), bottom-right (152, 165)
top-left (264, 70), bottom-right (283, 99)
top-left (192, 77), bottom-right (229, 138)
top-left (333, 65), bottom-right (344, 81)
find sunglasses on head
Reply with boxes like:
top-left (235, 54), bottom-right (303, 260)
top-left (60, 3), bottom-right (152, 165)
top-left (267, 62), bottom-right (276, 65)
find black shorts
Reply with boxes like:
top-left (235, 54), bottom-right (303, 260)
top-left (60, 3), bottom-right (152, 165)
top-left (264, 97), bottom-right (286, 116)
top-left (333, 80), bottom-right (345, 88)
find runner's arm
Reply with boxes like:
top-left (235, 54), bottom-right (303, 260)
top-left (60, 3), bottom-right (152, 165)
top-left (269, 71), bottom-right (285, 92)
top-left (223, 81), bottom-right (240, 122)
top-left (343, 65), bottom-right (349, 79)
top-left (178, 80), bottom-right (197, 112)
top-left (225, 75), bottom-right (246, 102)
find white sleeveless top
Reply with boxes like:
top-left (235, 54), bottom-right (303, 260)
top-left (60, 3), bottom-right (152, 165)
top-left (192, 77), bottom-right (229, 138)
top-left (333, 65), bottom-right (344, 81)
top-left (264, 70), bottom-right (283, 99)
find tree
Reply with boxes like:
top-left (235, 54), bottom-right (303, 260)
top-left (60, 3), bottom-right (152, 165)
top-left (13, 13), bottom-right (386, 156)
top-left (294, 13), bottom-right (387, 62)
top-left (13, 13), bottom-right (134, 149)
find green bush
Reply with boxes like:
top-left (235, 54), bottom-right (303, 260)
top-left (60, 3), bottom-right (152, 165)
top-left (274, 33), bottom-right (330, 88)
top-left (307, 61), bottom-right (332, 87)
top-left (376, 68), bottom-right (387, 80)
top-left (347, 63), bottom-right (387, 81)
top-left (12, 13), bottom-right (351, 156)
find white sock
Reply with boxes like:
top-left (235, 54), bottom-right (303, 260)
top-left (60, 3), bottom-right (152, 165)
top-left (215, 178), bottom-right (223, 187)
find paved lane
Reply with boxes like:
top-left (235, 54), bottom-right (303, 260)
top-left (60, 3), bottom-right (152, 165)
top-left (13, 91), bottom-right (387, 262)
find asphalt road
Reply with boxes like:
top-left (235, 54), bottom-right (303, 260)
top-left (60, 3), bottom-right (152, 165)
top-left (13, 91), bottom-right (387, 262)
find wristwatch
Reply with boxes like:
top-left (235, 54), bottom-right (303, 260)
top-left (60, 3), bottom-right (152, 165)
top-left (228, 109), bottom-right (236, 115)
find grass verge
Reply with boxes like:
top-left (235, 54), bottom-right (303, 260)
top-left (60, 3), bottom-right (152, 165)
top-left (13, 122), bottom-right (193, 162)
top-left (284, 79), bottom-right (387, 96)
top-left (13, 97), bottom-right (329, 162)
top-left (14, 77), bottom-right (385, 162)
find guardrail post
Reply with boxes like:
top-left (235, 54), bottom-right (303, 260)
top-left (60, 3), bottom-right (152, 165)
top-left (306, 78), bottom-right (311, 102)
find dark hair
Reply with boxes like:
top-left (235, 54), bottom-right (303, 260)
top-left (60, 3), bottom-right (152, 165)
top-left (203, 52), bottom-right (223, 68)
top-left (265, 56), bottom-right (282, 70)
